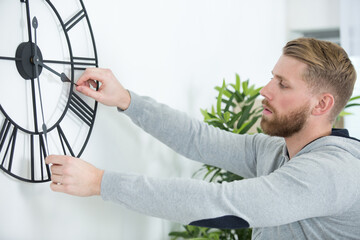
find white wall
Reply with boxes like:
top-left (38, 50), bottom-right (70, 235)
top-left (286, 0), bottom-right (339, 32)
top-left (87, 0), bottom-right (287, 116)
top-left (340, 0), bottom-right (360, 138)
top-left (0, 0), bottom-right (289, 239)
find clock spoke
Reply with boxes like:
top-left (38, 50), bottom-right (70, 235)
top-left (42, 57), bottom-right (97, 70)
top-left (29, 78), bottom-right (39, 132)
top-left (0, 56), bottom-right (21, 61)
top-left (21, 0), bottom-right (33, 43)
top-left (42, 59), bottom-right (72, 65)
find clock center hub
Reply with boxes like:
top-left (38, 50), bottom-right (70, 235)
top-left (15, 42), bottom-right (43, 80)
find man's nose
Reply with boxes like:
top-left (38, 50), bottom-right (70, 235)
top-left (260, 81), bottom-right (273, 100)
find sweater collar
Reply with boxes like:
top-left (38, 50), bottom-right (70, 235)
top-left (283, 128), bottom-right (359, 159)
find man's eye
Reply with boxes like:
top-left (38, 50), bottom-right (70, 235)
top-left (279, 81), bottom-right (287, 88)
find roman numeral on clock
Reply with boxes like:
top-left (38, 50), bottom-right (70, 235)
top-left (0, 119), bottom-right (18, 172)
top-left (64, 9), bottom-right (87, 32)
top-left (69, 93), bottom-right (95, 127)
top-left (57, 125), bottom-right (75, 156)
top-left (30, 134), bottom-right (51, 181)
top-left (73, 57), bottom-right (97, 71)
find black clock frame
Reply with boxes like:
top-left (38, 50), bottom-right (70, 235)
top-left (0, 0), bottom-right (99, 183)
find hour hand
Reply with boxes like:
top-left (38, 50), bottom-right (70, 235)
top-left (35, 59), bottom-right (78, 86)
top-left (60, 73), bottom-right (72, 84)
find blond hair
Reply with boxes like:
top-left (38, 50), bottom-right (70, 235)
top-left (283, 38), bottom-right (357, 122)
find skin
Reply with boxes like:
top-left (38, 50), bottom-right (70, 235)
top-left (45, 56), bottom-right (335, 197)
top-left (260, 55), bottom-right (334, 158)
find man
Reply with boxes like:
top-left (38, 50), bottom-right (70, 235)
top-left (46, 38), bottom-right (360, 239)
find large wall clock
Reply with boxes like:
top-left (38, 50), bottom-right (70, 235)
top-left (0, 0), bottom-right (98, 183)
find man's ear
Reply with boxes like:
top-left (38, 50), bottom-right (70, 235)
top-left (312, 93), bottom-right (334, 116)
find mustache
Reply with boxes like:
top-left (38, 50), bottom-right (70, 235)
top-left (262, 99), bottom-right (275, 113)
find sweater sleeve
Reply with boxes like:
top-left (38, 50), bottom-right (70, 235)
top-left (122, 91), bottom-right (259, 178)
top-left (100, 148), bottom-right (359, 229)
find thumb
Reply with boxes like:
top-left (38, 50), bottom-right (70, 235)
top-left (76, 85), bottom-right (102, 102)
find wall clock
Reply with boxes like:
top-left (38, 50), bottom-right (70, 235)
top-left (0, 0), bottom-right (98, 183)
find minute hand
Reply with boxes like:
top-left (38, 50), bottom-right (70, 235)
top-left (35, 59), bottom-right (78, 86)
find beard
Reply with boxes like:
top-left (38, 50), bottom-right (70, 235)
top-left (260, 99), bottom-right (311, 138)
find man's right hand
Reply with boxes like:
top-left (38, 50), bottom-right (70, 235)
top-left (76, 68), bottom-right (131, 110)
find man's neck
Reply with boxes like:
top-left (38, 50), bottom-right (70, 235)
top-left (284, 124), bottom-right (332, 159)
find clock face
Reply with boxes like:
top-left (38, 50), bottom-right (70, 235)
top-left (0, 0), bottom-right (98, 183)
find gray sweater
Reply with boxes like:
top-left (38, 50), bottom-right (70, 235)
top-left (101, 92), bottom-right (360, 240)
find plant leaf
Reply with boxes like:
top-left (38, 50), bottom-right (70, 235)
top-left (216, 80), bottom-right (226, 118)
top-left (338, 111), bottom-right (352, 117)
top-left (345, 103), bottom-right (360, 109)
top-left (222, 88), bottom-right (233, 98)
top-left (234, 91), bottom-right (244, 102)
top-left (227, 111), bottom-right (242, 128)
top-left (223, 111), bottom-right (231, 122)
top-left (236, 101), bottom-right (255, 129)
top-left (235, 73), bottom-right (241, 92)
top-left (242, 79), bottom-right (249, 95)
top-left (209, 168), bottom-right (222, 182)
top-left (349, 95), bottom-right (360, 102)
top-left (239, 116), bottom-right (261, 134)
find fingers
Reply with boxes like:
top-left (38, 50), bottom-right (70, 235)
top-left (46, 155), bottom-right (67, 186)
top-left (50, 182), bottom-right (63, 192)
top-left (75, 68), bottom-right (101, 101)
top-left (76, 84), bottom-right (102, 101)
top-left (78, 79), bottom-right (97, 90)
top-left (46, 154), bottom-right (69, 165)
top-left (76, 68), bottom-right (97, 85)
top-left (50, 182), bottom-right (71, 194)
top-left (76, 67), bottom-right (111, 86)
top-left (50, 164), bottom-right (62, 175)
top-left (46, 155), bottom-right (70, 179)
top-left (45, 155), bottom-right (103, 197)
top-left (75, 68), bottom-right (114, 103)
top-left (75, 67), bottom-right (130, 108)
top-left (50, 173), bottom-right (62, 184)
top-left (88, 79), bottom-right (98, 88)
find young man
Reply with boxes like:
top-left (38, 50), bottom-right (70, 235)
top-left (46, 38), bottom-right (360, 239)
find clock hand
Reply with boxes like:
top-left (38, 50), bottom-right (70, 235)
top-left (35, 60), bottom-right (78, 86)
top-left (32, 16), bottom-right (49, 155)
top-left (0, 55), bottom-right (75, 86)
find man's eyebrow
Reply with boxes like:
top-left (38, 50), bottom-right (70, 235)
top-left (271, 71), bottom-right (288, 82)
